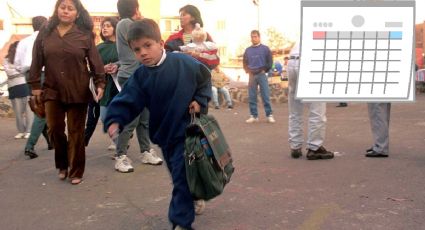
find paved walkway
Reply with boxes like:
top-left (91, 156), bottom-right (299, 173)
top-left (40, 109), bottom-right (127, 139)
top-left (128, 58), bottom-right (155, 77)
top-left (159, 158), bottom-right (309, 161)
top-left (0, 94), bottom-right (424, 230)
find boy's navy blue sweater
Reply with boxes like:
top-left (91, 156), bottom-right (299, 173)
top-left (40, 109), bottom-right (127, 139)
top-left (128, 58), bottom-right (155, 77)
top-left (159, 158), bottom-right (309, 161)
top-left (104, 52), bottom-right (211, 147)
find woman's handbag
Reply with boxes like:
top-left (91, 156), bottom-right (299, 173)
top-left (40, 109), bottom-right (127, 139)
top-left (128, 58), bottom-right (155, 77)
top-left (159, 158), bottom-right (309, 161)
top-left (29, 95), bottom-right (45, 118)
top-left (184, 114), bottom-right (234, 201)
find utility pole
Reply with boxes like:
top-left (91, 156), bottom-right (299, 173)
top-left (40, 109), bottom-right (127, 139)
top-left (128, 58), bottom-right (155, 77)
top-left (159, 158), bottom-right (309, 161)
top-left (253, 0), bottom-right (260, 30)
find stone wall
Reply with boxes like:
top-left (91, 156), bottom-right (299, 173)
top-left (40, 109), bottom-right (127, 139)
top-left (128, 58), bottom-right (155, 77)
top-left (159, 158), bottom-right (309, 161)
top-left (214, 80), bottom-right (289, 107)
top-left (0, 96), bottom-right (14, 118)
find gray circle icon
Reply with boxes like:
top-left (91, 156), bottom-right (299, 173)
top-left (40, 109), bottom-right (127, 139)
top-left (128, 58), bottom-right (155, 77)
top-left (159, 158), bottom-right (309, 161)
top-left (352, 15), bottom-right (365, 27)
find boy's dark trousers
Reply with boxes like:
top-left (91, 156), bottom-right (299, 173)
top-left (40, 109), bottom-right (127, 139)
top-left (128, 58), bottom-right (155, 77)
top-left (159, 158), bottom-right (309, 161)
top-left (162, 141), bottom-right (195, 229)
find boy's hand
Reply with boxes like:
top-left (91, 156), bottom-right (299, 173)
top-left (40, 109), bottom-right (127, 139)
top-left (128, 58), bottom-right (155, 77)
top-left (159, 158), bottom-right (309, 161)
top-left (108, 123), bottom-right (120, 140)
top-left (189, 101), bottom-right (201, 114)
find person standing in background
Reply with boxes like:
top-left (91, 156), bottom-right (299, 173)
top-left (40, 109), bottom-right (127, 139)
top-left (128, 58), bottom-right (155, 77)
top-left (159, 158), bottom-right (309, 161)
top-left (84, 17), bottom-right (119, 151)
top-left (165, 4), bottom-right (214, 54)
top-left (243, 30), bottom-right (275, 123)
top-left (98, 17), bottom-right (120, 151)
top-left (112, 0), bottom-right (163, 174)
top-left (286, 41), bottom-right (334, 160)
top-left (29, 0), bottom-right (105, 184)
top-left (366, 103), bottom-right (391, 157)
top-left (2, 41), bottom-right (34, 141)
top-left (14, 16), bottom-right (52, 159)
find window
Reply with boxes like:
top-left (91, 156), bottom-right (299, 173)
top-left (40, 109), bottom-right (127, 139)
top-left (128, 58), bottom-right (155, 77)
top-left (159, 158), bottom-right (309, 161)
top-left (165, 20), bottom-right (172, 32)
top-left (216, 20), bottom-right (226, 31)
top-left (218, 46), bottom-right (227, 57)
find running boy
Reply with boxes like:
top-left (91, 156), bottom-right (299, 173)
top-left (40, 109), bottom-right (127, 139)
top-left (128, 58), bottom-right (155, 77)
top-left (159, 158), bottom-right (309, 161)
top-left (103, 19), bottom-right (211, 230)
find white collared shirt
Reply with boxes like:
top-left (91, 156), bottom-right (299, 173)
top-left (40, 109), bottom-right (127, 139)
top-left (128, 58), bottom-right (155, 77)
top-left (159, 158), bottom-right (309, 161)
top-left (14, 31), bottom-right (39, 73)
top-left (147, 49), bottom-right (167, 67)
top-left (290, 41), bottom-right (300, 57)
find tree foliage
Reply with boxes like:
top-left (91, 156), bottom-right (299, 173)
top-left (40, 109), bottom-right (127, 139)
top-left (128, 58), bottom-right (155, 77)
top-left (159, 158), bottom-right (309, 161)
top-left (266, 27), bottom-right (288, 51)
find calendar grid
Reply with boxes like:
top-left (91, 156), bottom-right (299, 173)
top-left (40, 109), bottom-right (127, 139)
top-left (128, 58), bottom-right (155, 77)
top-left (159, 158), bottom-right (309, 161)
top-left (309, 31), bottom-right (402, 95)
top-left (370, 31), bottom-right (379, 94)
top-left (319, 32), bottom-right (328, 94)
top-left (384, 32), bottom-right (392, 94)
top-left (312, 49), bottom-right (402, 51)
top-left (358, 31), bottom-right (366, 94)
top-left (345, 31), bottom-right (353, 94)
top-left (332, 32), bottom-right (340, 94)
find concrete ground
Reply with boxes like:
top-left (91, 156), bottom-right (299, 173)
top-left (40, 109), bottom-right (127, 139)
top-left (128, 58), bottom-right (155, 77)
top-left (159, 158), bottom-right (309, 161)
top-left (0, 94), bottom-right (424, 230)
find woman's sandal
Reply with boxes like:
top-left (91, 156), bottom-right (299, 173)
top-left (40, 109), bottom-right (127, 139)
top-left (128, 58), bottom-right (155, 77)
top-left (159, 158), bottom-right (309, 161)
top-left (58, 169), bottom-right (68, 180)
top-left (70, 178), bottom-right (83, 185)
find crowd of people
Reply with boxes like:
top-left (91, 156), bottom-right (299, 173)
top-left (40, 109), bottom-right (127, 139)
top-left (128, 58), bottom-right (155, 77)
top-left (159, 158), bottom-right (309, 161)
top-left (0, 0), bottom-right (393, 229)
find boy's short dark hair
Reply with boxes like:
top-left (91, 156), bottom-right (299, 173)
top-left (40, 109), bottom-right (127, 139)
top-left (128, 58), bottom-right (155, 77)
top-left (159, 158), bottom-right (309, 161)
top-left (32, 16), bottom-right (47, 31)
top-left (127, 19), bottom-right (162, 45)
top-left (117, 0), bottom-right (139, 19)
top-left (251, 30), bottom-right (260, 37)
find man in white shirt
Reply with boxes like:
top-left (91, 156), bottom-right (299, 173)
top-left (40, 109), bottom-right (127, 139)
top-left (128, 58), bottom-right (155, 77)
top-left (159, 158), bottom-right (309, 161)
top-left (15, 16), bottom-right (47, 75)
top-left (14, 16), bottom-right (51, 159)
top-left (287, 41), bottom-right (334, 160)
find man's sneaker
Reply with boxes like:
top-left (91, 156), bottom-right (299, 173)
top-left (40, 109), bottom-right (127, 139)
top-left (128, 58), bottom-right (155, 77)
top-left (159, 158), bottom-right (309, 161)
top-left (24, 133), bottom-right (30, 139)
top-left (267, 115), bottom-right (276, 123)
top-left (194, 199), bottom-right (205, 215)
top-left (14, 133), bottom-right (25, 139)
top-left (290, 148), bottom-right (302, 158)
top-left (245, 116), bottom-right (259, 123)
top-left (306, 146), bottom-right (334, 160)
top-left (24, 149), bottom-right (38, 159)
top-left (140, 149), bottom-right (163, 165)
top-left (115, 155), bottom-right (134, 173)
top-left (365, 150), bottom-right (388, 158)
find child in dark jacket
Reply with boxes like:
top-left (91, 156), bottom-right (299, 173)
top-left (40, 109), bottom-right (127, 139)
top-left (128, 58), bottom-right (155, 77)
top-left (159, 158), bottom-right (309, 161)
top-left (103, 19), bottom-right (211, 230)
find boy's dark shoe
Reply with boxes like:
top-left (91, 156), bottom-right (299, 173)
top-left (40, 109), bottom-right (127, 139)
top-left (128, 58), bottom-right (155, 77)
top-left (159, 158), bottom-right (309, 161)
top-left (306, 146), bottom-right (334, 160)
top-left (365, 150), bottom-right (388, 158)
top-left (290, 148), bottom-right (302, 158)
top-left (24, 149), bottom-right (38, 159)
top-left (227, 105), bottom-right (233, 109)
top-left (336, 103), bottom-right (347, 107)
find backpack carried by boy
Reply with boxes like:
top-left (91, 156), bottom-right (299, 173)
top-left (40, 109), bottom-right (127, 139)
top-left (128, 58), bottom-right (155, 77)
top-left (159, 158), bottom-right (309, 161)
top-left (184, 114), bottom-right (234, 201)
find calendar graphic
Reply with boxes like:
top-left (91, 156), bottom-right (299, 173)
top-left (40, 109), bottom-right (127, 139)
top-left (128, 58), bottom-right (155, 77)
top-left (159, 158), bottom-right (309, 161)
top-left (296, 0), bottom-right (415, 102)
